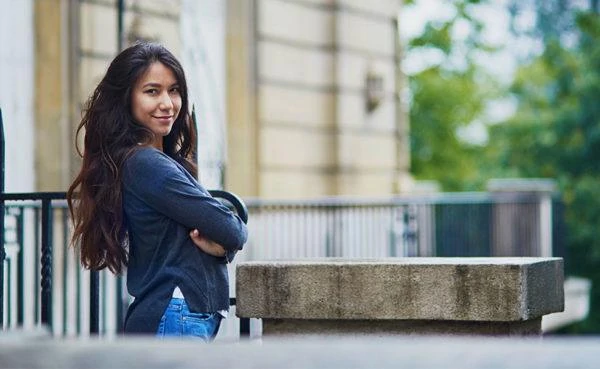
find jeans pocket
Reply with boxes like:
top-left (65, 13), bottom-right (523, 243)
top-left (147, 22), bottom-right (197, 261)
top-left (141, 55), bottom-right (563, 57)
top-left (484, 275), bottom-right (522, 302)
top-left (182, 312), bottom-right (221, 341)
top-left (185, 312), bottom-right (212, 321)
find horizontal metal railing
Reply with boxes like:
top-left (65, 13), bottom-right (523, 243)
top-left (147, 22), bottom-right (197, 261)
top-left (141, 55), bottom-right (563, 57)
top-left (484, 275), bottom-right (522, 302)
top-left (1, 190), bottom-right (564, 337)
top-left (237, 192), bottom-right (564, 262)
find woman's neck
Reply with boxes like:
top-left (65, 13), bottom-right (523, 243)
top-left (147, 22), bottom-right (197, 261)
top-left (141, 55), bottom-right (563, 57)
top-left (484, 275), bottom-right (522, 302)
top-left (152, 138), bottom-right (163, 151)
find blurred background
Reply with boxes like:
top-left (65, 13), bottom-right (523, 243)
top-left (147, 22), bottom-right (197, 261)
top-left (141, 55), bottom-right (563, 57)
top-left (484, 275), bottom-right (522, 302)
top-left (401, 0), bottom-right (599, 334)
top-left (0, 0), bottom-right (598, 337)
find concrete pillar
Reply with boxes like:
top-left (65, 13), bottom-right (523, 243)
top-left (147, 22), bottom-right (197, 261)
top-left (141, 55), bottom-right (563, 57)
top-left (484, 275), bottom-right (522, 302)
top-left (236, 258), bottom-right (564, 336)
top-left (393, 0), bottom-right (412, 194)
top-left (34, 0), bottom-right (72, 191)
top-left (225, 0), bottom-right (259, 197)
top-left (487, 178), bottom-right (557, 257)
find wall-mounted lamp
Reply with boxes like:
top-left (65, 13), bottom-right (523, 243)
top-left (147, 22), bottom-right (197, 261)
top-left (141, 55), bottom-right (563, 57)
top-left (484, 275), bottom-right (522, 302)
top-left (365, 68), bottom-right (384, 113)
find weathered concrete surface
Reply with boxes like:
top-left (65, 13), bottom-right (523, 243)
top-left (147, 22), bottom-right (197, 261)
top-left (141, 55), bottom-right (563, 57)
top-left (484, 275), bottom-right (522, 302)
top-left (236, 258), bottom-right (564, 335)
top-left (262, 318), bottom-right (541, 337)
top-left (1, 334), bottom-right (599, 369)
top-left (261, 317), bottom-right (542, 336)
top-left (237, 258), bottom-right (564, 321)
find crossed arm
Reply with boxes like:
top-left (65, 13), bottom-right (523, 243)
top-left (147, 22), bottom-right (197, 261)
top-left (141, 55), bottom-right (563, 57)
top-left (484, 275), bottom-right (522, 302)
top-left (189, 229), bottom-right (227, 257)
top-left (123, 149), bottom-right (244, 259)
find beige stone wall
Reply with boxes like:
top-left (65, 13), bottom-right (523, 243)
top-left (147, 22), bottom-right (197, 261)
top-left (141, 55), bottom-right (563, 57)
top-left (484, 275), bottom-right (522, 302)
top-left (227, 0), bottom-right (409, 198)
top-left (225, 0), bottom-right (260, 197)
top-left (35, 0), bottom-right (182, 189)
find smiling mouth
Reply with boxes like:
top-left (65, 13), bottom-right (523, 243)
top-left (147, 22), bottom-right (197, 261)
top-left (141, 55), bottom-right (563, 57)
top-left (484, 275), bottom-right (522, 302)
top-left (153, 115), bottom-right (173, 120)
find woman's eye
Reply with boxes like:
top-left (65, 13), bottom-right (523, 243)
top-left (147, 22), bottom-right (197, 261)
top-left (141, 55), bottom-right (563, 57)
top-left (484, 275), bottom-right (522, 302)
top-left (144, 89), bottom-right (158, 95)
top-left (170, 87), bottom-right (180, 94)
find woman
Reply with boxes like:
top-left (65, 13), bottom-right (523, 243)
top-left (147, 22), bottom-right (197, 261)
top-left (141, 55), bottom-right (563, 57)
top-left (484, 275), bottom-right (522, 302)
top-left (67, 42), bottom-right (247, 340)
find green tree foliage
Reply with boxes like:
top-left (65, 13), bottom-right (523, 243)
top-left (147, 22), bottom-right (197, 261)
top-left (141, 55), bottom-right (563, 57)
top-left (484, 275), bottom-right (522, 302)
top-left (410, 66), bottom-right (490, 190)
top-left (407, 0), bottom-right (499, 190)
top-left (485, 10), bottom-right (600, 332)
top-left (407, 0), bottom-right (600, 332)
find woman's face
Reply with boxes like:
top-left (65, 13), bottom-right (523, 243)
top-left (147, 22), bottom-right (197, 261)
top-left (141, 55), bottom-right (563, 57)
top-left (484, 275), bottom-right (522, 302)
top-left (131, 61), bottom-right (182, 150)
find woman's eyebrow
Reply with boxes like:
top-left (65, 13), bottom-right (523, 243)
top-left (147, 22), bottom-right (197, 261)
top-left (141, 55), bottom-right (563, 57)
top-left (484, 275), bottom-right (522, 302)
top-left (141, 82), bottom-right (162, 88)
top-left (141, 82), bottom-right (179, 88)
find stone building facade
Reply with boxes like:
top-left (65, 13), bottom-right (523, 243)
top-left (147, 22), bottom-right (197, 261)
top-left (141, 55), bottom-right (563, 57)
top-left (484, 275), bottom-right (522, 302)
top-left (1, 0), bottom-right (410, 199)
top-left (227, 0), bottom-right (410, 198)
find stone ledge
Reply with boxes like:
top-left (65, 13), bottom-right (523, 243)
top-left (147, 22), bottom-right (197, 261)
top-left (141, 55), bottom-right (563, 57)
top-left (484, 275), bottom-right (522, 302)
top-left (1, 336), bottom-right (599, 369)
top-left (236, 258), bottom-right (564, 322)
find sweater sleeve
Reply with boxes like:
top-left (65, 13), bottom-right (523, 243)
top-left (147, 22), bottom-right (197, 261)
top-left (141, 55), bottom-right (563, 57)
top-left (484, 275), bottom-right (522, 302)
top-left (123, 149), bottom-right (247, 251)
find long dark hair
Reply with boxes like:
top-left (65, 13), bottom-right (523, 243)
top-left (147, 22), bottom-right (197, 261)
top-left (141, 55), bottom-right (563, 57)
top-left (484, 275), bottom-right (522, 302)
top-left (67, 42), bottom-right (197, 274)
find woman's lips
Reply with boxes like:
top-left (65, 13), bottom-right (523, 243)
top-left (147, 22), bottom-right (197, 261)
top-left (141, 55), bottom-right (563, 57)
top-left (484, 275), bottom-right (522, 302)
top-left (153, 115), bottom-right (173, 122)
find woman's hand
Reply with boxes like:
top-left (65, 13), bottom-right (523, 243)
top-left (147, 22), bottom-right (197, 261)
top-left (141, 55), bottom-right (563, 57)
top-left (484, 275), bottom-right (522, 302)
top-left (189, 229), bottom-right (227, 257)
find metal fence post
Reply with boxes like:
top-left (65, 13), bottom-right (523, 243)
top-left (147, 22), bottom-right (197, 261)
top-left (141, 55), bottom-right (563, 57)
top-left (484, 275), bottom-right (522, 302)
top-left (40, 198), bottom-right (53, 329)
top-left (240, 317), bottom-right (250, 337)
top-left (115, 276), bottom-right (125, 333)
top-left (230, 297), bottom-right (249, 338)
top-left (90, 270), bottom-right (99, 334)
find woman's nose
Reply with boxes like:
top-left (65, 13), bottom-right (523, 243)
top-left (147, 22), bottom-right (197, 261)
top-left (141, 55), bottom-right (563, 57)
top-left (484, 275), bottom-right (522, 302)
top-left (159, 92), bottom-right (174, 110)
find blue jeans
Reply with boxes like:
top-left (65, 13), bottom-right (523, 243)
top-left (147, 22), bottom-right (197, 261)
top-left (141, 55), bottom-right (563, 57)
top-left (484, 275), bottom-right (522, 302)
top-left (156, 298), bottom-right (222, 341)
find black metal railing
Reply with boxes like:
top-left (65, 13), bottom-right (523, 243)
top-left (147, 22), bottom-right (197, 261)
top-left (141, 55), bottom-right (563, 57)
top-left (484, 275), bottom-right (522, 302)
top-left (1, 192), bottom-right (67, 331)
top-left (0, 191), bottom-right (249, 336)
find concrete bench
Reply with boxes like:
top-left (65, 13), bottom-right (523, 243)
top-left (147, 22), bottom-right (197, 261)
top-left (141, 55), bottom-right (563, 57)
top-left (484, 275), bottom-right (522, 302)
top-left (236, 257), bottom-right (564, 336)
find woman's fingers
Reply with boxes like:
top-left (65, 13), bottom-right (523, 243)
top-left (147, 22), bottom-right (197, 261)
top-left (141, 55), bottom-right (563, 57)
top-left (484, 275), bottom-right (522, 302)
top-left (190, 229), bottom-right (203, 239)
top-left (189, 229), bottom-right (226, 257)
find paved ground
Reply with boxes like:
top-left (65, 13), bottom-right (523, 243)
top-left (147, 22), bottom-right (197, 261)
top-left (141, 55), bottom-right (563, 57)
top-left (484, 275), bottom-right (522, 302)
top-left (0, 331), bottom-right (598, 368)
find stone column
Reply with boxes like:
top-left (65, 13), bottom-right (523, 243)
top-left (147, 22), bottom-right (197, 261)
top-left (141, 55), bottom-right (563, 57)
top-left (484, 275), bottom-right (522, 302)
top-left (236, 258), bottom-right (564, 336)
top-left (487, 178), bottom-right (557, 257)
top-left (225, 0), bottom-right (259, 197)
top-left (34, 0), bottom-right (71, 191)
